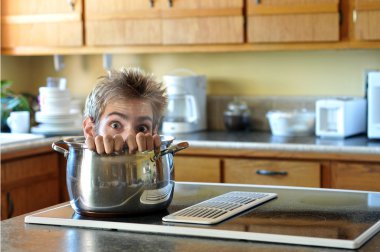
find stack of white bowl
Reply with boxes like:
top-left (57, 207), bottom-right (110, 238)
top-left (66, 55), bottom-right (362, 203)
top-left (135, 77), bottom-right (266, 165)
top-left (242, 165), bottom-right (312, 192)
top-left (31, 78), bottom-right (83, 136)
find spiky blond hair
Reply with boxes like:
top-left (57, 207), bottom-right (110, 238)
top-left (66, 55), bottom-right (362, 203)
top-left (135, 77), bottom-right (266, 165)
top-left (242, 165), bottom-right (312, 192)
top-left (84, 67), bottom-right (167, 130)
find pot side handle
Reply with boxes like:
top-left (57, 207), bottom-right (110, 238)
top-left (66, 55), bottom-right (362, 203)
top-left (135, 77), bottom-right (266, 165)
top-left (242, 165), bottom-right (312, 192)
top-left (160, 142), bottom-right (189, 157)
top-left (52, 140), bottom-right (69, 158)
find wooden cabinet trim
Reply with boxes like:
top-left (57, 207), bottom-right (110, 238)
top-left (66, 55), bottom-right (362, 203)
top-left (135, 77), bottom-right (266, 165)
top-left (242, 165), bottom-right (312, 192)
top-left (86, 11), bottom-right (161, 20)
top-left (177, 147), bottom-right (380, 163)
top-left (1, 145), bottom-right (54, 161)
top-left (356, 1), bottom-right (380, 11)
top-left (162, 8), bottom-right (243, 18)
top-left (321, 161), bottom-right (332, 188)
top-left (247, 3), bottom-right (339, 16)
top-left (2, 41), bottom-right (380, 55)
top-left (2, 13), bottom-right (81, 24)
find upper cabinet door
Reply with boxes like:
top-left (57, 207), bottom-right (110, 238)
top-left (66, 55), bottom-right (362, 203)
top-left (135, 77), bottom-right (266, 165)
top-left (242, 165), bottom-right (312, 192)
top-left (1, 0), bottom-right (83, 48)
top-left (354, 0), bottom-right (380, 40)
top-left (246, 0), bottom-right (340, 43)
top-left (85, 0), bottom-right (163, 46)
top-left (161, 0), bottom-right (244, 45)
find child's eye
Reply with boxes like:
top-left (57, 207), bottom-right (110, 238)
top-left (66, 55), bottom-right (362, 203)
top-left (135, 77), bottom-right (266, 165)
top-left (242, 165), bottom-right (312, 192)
top-left (110, 122), bottom-right (122, 129)
top-left (136, 125), bottom-right (149, 133)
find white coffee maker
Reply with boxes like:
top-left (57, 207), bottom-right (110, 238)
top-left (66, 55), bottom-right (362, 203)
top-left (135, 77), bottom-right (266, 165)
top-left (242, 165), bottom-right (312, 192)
top-left (162, 70), bottom-right (207, 134)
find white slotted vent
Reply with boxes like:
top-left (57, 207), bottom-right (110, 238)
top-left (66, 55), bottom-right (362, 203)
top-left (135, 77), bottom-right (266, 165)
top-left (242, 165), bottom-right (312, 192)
top-left (162, 191), bottom-right (277, 225)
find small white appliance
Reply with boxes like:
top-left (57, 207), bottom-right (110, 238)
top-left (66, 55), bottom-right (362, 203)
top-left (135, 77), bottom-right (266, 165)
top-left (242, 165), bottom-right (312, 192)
top-left (367, 71), bottom-right (380, 139)
top-left (162, 70), bottom-right (207, 134)
top-left (316, 98), bottom-right (367, 138)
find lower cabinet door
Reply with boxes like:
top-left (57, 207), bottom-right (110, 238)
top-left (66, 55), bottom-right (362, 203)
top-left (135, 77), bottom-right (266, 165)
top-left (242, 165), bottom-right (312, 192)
top-left (330, 162), bottom-right (380, 191)
top-left (174, 156), bottom-right (221, 182)
top-left (1, 151), bottom-right (61, 220)
top-left (224, 158), bottom-right (321, 187)
top-left (2, 179), bottom-right (59, 219)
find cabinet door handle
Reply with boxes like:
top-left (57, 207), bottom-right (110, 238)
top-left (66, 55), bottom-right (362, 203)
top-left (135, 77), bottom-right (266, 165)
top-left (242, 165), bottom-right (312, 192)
top-left (149, 0), bottom-right (154, 8)
top-left (168, 0), bottom-right (173, 7)
top-left (256, 169), bottom-right (288, 176)
top-left (6, 192), bottom-right (14, 219)
top-left (66, 0), bottom-right (76, 11)
top-left (256, 0), bottom-right (261, 4)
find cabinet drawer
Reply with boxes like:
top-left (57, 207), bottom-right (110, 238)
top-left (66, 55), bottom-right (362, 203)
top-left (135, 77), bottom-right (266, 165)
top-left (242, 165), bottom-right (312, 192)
top-left (224, 158), bottom-right (321, 187)
top-left (174, 156), bottom-right (221, 182)
top-left (330, 162), bottom-right (380, 191)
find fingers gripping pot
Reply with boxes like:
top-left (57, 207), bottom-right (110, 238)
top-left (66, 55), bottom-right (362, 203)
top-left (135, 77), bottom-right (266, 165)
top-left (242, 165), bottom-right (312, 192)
top-left (52, 136), bottom-right (188, 217)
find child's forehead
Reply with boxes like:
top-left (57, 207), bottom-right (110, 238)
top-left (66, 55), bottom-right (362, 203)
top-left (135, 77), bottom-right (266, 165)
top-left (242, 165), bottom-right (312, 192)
top-left (104, 98), bottom-right (153, 115)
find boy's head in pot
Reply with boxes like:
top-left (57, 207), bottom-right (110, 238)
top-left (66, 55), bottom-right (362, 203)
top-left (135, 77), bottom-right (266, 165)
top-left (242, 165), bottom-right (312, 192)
top-left (83, 67), bottom-right (167, 154)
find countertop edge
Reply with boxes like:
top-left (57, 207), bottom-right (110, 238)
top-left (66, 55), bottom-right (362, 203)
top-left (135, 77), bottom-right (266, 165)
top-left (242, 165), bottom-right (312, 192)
top-left (1, 137), bottom-right (62, 154)
top-left (176, 140), bottom-right (380, 155)
top-left (1, 136), bottom-right (380, 156)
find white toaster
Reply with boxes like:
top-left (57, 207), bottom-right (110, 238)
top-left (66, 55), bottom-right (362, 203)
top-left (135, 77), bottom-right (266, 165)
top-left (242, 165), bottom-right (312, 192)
top-left (315, 98), bottom-right (367, 138)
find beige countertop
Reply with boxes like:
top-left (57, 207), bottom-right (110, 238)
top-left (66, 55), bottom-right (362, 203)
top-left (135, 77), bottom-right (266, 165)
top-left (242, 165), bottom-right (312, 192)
top-left (174, 131), bottom-right (380, 155)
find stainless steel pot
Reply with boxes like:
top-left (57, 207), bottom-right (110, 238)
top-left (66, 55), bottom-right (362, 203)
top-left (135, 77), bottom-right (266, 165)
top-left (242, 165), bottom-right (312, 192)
top-left (52, 136), bottom-right (188, 217)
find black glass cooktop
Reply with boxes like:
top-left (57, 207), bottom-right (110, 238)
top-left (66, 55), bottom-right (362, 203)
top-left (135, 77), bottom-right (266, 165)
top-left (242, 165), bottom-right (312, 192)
top-left (25, 183), bottom-right (380, 250)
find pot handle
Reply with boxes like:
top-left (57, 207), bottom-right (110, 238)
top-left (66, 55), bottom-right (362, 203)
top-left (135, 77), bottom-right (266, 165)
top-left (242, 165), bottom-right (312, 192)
top-left (153, 142), bottom-right (189, 161)
top-left (52, 140), bottom-right (69, 158)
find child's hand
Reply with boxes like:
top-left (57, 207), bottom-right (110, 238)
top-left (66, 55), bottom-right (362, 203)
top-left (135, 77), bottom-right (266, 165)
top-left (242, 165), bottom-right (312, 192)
top-left (85, 133), bottom-right (161, 155)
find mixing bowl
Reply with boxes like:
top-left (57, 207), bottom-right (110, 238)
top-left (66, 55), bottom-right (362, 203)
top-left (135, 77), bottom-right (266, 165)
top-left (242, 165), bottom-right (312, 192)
top-left (266, 110), bottom-right (315, 137)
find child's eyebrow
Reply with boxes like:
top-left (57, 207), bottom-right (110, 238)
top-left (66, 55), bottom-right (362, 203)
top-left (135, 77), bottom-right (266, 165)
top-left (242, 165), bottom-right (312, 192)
top-left (106, 112), bottom-right (152, 122)
top-left (137, 116), bottom-right (153, 122)
top-left (106, 112), bottom-right (128, 120)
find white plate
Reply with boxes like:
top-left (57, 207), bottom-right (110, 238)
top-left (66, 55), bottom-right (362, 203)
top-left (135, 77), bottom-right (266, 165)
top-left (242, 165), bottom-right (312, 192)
top-left (35, 111), bottom-right (82, 124)
top-left (31, 125), bottom-right (82, 135)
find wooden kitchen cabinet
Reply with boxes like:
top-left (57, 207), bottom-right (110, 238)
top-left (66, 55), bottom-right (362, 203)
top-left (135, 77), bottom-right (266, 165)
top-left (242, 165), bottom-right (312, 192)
top-left (246, 0), bottom-right (340, 43)
top-left (1, 0), bottom-right (379, 55)
top-left (85, 0), bottom-right (163, 45)
top-left (174, 156), bottom-right (221, 182)
top-left (161, 0), bottom-right (244, 45)
top-left (85, 0), bottom-right (244, 46)
top-left (224, 158), bottom-right (321, 187)
top-left (1, 147), bottom-right (62, 220)
top-left (328, 161), bottom-right (380, 191)
top-left (1, 0), bottom-right (83, 49)
top-left (353, 0), bottom-right (380, 41)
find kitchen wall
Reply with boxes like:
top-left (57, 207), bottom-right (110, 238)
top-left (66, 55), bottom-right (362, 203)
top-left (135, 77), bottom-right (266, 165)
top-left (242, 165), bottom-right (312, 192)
top-left (2, 49), bottom-right (380, 99)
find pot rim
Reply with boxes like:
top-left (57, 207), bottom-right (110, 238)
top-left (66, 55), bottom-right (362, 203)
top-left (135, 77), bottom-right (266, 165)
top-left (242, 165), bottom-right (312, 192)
top-left (59, 135), bottom-right (176, 149)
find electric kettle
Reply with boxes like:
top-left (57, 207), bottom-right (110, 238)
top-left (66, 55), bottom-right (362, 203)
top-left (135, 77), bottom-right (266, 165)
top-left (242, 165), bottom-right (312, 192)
top-left (162, 69), bottom-right (207, 134)
top-left (165, 93), bottom-right (198, 123)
